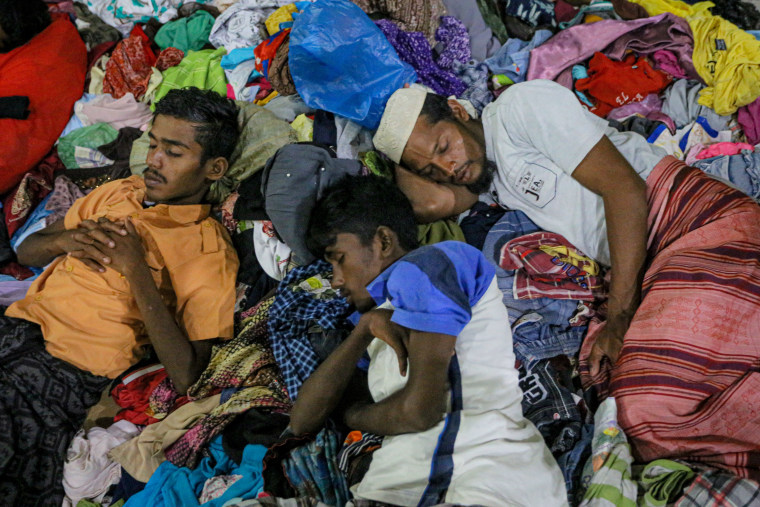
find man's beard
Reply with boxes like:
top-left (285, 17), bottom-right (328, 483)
top-left (465, 158), bottom-right (496, 195)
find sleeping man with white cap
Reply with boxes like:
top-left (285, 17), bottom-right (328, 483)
top-left (372, 81), bottom-right (760, 480)
top-left (372, 79), bottom-right (668, 377)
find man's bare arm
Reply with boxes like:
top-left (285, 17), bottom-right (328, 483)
top-left (98, 219), bottom-right (213, 394)
top-left (395, 165), bottom-right (478, 223)
top-left (571, 136), bottom-right (648, 373)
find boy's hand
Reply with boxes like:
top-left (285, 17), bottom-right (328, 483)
top-left (364, 308), bottom-right (410, 376)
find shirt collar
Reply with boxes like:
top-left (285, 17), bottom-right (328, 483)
top-left (365, 254), bottom-right (406, 307)
top-left (133, 176), bottom-right (212, 223)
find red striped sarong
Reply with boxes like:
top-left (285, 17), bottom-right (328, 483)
top-left (580, 156), bottom-right (760, 479)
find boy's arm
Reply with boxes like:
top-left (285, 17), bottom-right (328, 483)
top-left (344, 329), bottom-right (455, 435)
top-left (290, 315), bottom-right (374, 435)
top-left (98, 218), bottom-right (213, 394)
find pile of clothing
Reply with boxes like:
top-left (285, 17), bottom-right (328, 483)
top-left (2, 0), bottom-right (760, 505)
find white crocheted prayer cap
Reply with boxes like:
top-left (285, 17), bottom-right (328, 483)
top-left (373, 86), bottom-right (478, 164)
top-left (373, 87), bottom-right (428, 164)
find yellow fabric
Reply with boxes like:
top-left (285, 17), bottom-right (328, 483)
top-left (255, 90), bottom-right (279, 105)
top-left (265, 3), bottom-right (298, 35)
top-left (627, 0), bottom-right (760, 115)
top-left (88, 55), bottom-right (109, 95)
top-left (538, 244), bottom-right (601, 275)
top-left (688, 14), bottom-right (760, 115)
top-left (625, 0), bottom-right (713, 17)
top-left (290, 113), bottom-right (313, 141)
top-left (6, 176), bottom-right (239, 378)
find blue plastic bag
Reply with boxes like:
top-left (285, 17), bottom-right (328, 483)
top-left (289, 0), bottom-right (417, 129)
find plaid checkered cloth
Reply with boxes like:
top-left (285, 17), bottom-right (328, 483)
top-left (675, 470), bottom-right (760, 507)
top-left (267, 260), bottom-right (352, 400)
top-left (499, 231), bottom-right (605, 301)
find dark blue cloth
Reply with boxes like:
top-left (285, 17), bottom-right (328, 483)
top-left (460, 201), bottom-right (507, 250)
top-left (367, 241), bottom-right (495, 337)
top-left (111, 468), bottom-right (146, 504)
top-left (267, 260), bottom-right (351, 400)
top-left (556, 423), bottom-right (593, 505)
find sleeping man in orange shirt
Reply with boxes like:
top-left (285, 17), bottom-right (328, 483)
top-left (0, 87), bottom-right (240, 506)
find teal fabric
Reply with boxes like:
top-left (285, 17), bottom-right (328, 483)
top-left (123, 436), bottom-right (267, 507)
top-left (154, 11), bottom-right (215, 53)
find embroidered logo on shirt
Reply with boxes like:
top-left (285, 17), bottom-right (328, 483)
top-left (715, 39), bottom-right (727, 51)
top-left (514, 163), bottom-right (557, 208)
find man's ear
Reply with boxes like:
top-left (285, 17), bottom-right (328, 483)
top-left (448, 98), bottom-right (471, 122)
top-left (375, 226), bottom-right (397, 258)
top-left (205, 157), bottom-right (229, 181)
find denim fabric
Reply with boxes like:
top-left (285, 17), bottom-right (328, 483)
top-left (692, 149), bottom-right (760, 201)
top-left (484, 30), bottom-right (553, 83)
top-left (512, 313), bottom-right (586, 369)
top-left (556, 423), bottom-right (594, 505)
top-left (518, 359), bottom-right (582, 455)
top-left (481, 210), bottom-right (582, 326)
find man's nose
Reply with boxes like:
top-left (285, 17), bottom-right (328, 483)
top-left (146, 150), bottom-right (162, 169)
top-left (331, 270), bottom-right (344, 290)
top-left (433, 156), bottom-right (458, 178)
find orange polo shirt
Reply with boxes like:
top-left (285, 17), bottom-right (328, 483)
top-left (6, 175), bottom-right (239, 378)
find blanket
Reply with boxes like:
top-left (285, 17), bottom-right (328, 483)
top-left (581, 156), bottom-right (760, 479)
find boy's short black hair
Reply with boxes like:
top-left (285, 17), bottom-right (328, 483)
top-left (307, 175), bottom-right (419, 259)
top-left (419, 92), bottom-right (455, 124)
top-left (0, 0), bottom-right (51, 52)
top-left (153, 87), bottom-right (240, 163)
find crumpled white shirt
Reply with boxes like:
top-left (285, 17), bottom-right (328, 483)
top-left (62, 420), bottom-right (141, 507)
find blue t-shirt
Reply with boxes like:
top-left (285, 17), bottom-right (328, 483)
top-left (366, 241), bottom-right (495, 337)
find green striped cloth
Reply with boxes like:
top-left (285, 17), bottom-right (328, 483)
top-left (580, 442), bottom-right (638, 507)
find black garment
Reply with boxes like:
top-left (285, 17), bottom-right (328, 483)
top-left (0, 214), bottom-right (13, 265)
top-left (709, 0), bottom-right (760, 30)
top-left (312, 110), bottom-right (337, 149)
top-left (0, 96), bottom-right (30, 119)
top-left (460, 201), bottom-right (507, 250)
top-left (518, 357), bottom-right (582, 456)
top-left (0, 312), bottom-right (109, 506)
top-left (222, 409), bottom-right (290, 464)
top-left (233, 171), bottom-right (267, 221)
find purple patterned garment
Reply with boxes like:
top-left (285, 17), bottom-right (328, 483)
top-left (376, 19), bottom-right (467, 97)
top-left (435, 15), bottom-right (472, 70)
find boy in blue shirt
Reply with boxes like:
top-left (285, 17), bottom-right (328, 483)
top-left (290, 175), bottom-right (566, 506)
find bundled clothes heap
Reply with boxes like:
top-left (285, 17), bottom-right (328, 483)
top-left (1, 0), bottom-right (760, 505)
